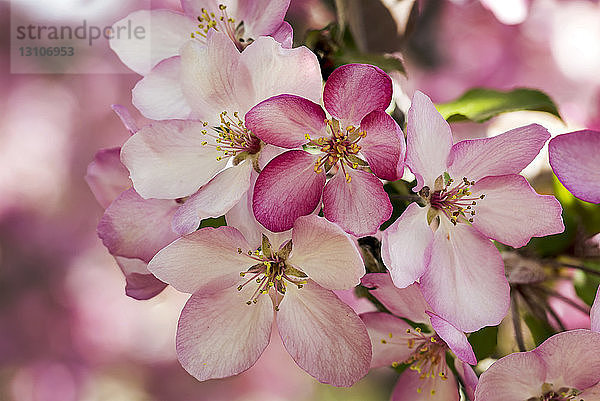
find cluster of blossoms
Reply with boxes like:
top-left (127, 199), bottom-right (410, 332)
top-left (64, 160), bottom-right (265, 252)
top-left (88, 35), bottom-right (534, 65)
top-left (86, 1), bottom-right (600, 399)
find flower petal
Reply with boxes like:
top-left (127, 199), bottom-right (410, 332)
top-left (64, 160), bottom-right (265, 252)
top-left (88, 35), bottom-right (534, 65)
top-left (592, 286), bottom-right (600, 333)
top-left (287, 215), bottom-right (364, 290)
top-left (579, 382), bottom-right (600, 399)
top-left (474, 351), bottom-right (546, 401)
top-left (406, 91), bottom-right (453, 192)
top-left (447, 124), bottom-right (550, 182)
top-left (381, 202), bottom-right (433, 289)
top-left (549, 130), bottom-right (600, 204)
top-left (359, 110), bottom-right (406, 181)
top-left (391, 369), bottom-right (459, 401)
top-left (172, 162), bottom-right (252, 235)
top-left (277, 281), bottom-right (371, 387)
top-left (132, 56), bottom-right (191, 120)
top-left (427, 311), bottom-right (476, 365)
top-left (534, 329), bottom-right (600, 390)
top-left (238, 36), bottom-right (323, 111)
top-left (111, 104), bottom-right (138, 134)
top-left (109, 10), bottom-right (196, 75)
top-left (148, 226), bottom-right (253, 294)
top-left (98, 189), bottom-right (180, 263)
top-left (176, 284), bottom-right (274, 381)
top-left (253, 150), bottom-right (325, 232)
top-left (471, 174), bottom-right (564, 248)
top-left (322, 168), bottom-right (392, 236)
top-left (323, 64), bottom-right (392, 125)
top-left (454, 360), bottom-right (478, 401)
top-left (360, 312), bottom-right (414, 368)
top-left (85, 147), bottom-right (131, 209)
top-left (114, 256), bottom-right (167, 300)
top-left (420, 220), bottom-right (510, 332)
top-left (245, 94), bottom-right (327, 148)
top-left (235, 0), bottom-right (291, 38)
top-left (270, 21), bottom-right (293, 48)
top-left (120, 120), bottom-right (227, 199)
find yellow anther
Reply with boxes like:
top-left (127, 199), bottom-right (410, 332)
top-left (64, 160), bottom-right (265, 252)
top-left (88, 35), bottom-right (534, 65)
top-left (391, 362), bottom-right (399, 368)
top-left (381, 339), bottom-right (387, 344)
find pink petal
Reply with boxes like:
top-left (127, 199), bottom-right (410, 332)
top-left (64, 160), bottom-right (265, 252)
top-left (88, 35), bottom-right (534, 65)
top-left (360, 273), bottom-right (430, 324)
top-left (592, 286), bottom-right (600, 333)
top-left (471, 174), bottom-right (564, 248)
top-left (580, 382), bottom-right (600, 399)
top-left (381, 203), bottom-right (433, 288)
top-left (132, 56), bottom-right (191, 120)
top-left (172, 162), bottom-right (252, 235)
top-left (287, 215), bottom-right (364, 290)
top-left (360, 312), bottom-right (414, 368)
top-left (420, 220), bottom-right (510, 332)
top-left (238, 36), bottom-right (323, 111)
top-left (176, 284), bottom-right (274, 381)
top-left (549, 130), bottom-right (600, 204)
top-left (474, 352), bottom-right (546, 401)
top-left (98, 189), bottom-right (180, 263)
top-left (253, 150), bottom-right (325, 232)
top-left (115, 257), bottom-right (168, 300)
top-left (392, 369), bottom-right (459, 401)
top-left (270, 21), bottom-right (293, 48)
top-left (427, 311), bottom-right (476, 365)
top-left (111, 105), bottom-right (138, 134)
top-left (277, 281), bottom-right (371, 387)
top-left (85, 147), bottom-right (131, 209)
top-left (109, 10), bottom-right (197, 75)
top-left (454, 360), bottom-right (478, 401)
top-left (120, 120), bottom-right (227, 199)
top-left (245, 94), bottom-right (327, 148)
top-left (148, 226), bottom-right (253, 294)
top-left (225, 173), bottom-right (263, 249)
top-left (534, 329), bottom-right (600, 390)
top-left (359, 110), bottom-right (406, 181)
top-left (323, 64), bottom-right (392, 125)
top-left (447, 124), bottom-right (550, 182)
top-left (180, 34), bottom-right (244, 119)
top-left (235, 0), bottom-right (291, 38)
top-left (406, 91), bottom-right (453, 192)
top-left (322, 168), bottom-right (392, 236)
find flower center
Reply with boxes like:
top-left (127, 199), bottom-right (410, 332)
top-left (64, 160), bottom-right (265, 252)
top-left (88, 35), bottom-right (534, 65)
top-left (528, 383), bottom-right (582, 401)
top-left (380, 327), bottom-right (450, 396)
top-left (236, 236), bottom-right (307, 310)
top-left (423, 174), bottom-right (485, 226)
top-left (191, 5), bottom-right (251, 51)
top-left (200, 111), bottom-right (262, 162)
top-left (307, 119), bottom-right (367, 183)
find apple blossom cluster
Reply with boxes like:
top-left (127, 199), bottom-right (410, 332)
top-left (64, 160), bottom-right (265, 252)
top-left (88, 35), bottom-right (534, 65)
top-left (86, 1), bottom-right (600, 400)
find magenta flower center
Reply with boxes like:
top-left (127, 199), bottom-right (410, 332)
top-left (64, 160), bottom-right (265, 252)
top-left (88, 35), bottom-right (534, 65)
top-left (379, 327), bottom-right (450, 396)
top-left (200, 111), bottom-right (262, 161)
top-left (236, 239), bottom-right (307, 311)
top-left (428, 175), bottom-right (485, 226)
top-left (191, 5), bottom-right (250, 51)
top-left (307, 119), bottom-right (367, 183)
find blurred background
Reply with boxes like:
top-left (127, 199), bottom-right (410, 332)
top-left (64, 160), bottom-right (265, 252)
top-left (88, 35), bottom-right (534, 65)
top-left (1, 0), bottom-right (599, 400)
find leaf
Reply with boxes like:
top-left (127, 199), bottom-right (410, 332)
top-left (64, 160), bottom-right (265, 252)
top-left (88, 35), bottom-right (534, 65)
top-left (468, 326), bottom-right (498, 361)
top-left (573, 261), bottom-right (600, 306)
top-left (435, 88), bottom-right (563, 123)
top-left (199, 215), bottom-right (226, 228)
top-left (523, 313), bottom-right (555, 346)
top-left (334, 51), bottom-right (406, 75)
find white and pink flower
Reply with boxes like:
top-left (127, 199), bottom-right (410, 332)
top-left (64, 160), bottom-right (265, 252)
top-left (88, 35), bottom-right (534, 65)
top-left (382, 91), bottom-right (564, 332)
top-left (147, 215), bottom-right (372, 386)
top-left (247, 63), bottom-right (406, 237)
top-left (549, 129), bottom-right (600, 204)
top-left (360, 273), bottom-right (478, 401)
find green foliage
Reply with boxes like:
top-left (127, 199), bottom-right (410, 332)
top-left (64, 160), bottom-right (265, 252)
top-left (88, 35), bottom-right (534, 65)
top-left (199, 215), bottom-right (227, 228)
top-left (523, 313), bottom-right (555, 346)
top-left (435, 88), bottom-right (563, 123)
top-left (381, 180), bottom-right (415, 230)
top-left (468, 326), bottom-right (498, 360)
top-left (574, 261), bottom-right (600, 306)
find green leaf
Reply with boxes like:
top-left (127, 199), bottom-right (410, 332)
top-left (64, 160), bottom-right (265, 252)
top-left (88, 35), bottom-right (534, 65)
top-left (574, 261), bottom-right (600, 306)
top-left (523, 313), bottom-right (555, 346)
top-left (435, 88), bottom-right (563, 123)
top-left (334, 51), bottom-right (406, 75)
top-left (199, 215), bottom-right (227, 229)
top-left (468, 326), bottom-right (498, 360)
top-left (381, 180), bottom-right (415, 230)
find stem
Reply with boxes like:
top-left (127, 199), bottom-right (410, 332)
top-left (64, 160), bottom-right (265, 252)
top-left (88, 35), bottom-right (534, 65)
top-left (389, 194), bottom-right (423, 202)
top-left (511, 292), bottom-right (527, 352)
top-left (537, 286), bottom-right (591, 315)
top-left (549, 260), bottom-right (600, 277)
top-left (545, 303), bottom-right (567, 332)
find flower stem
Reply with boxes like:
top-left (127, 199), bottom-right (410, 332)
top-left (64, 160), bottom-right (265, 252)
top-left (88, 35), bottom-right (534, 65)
top-left (511, 293), bottom-right (527, 352)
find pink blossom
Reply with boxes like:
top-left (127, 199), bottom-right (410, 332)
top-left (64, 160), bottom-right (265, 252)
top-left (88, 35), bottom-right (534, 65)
top-left (549, 130), bottom-right (600, 204)
top-left (147, 215), bottom-right (371, 386)
top-left (360, 273), bottom-right (477, 401)
top-left (474, 330), bottom-right (600, 401)
top-left (592, 287), bottom-right (600, 333)
top-left (120, 32), bottom-right (322, 232)
top-left (382, 91), bottom-right (564, 332)
top-left (247, 63), bottom-right (406, 236)
top-left (110, 0), bottom-right (292, 76)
